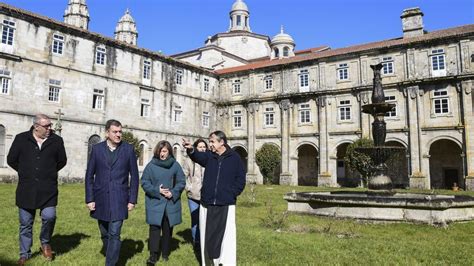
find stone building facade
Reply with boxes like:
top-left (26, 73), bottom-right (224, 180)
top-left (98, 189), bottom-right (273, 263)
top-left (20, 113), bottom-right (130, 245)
top-left (0, 1), bottom-right (473, 190)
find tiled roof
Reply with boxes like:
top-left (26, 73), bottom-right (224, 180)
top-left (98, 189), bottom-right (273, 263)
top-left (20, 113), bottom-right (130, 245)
top-left (216, 24), bottom-right (474, 75)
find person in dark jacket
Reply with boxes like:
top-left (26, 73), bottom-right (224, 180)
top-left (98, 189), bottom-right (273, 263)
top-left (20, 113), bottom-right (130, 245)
top-left (85, 119), bottom-right (139, 266)
top-left (182, 130), bottom-right (246, 265)
top-left (141, 140), bottom-right (185, 265)
top-left (7, 114), bottom-right (67, 265)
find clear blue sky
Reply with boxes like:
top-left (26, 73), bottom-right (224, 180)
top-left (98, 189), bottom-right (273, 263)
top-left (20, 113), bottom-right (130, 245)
top-left (2, 0), bottom-right (473, 55)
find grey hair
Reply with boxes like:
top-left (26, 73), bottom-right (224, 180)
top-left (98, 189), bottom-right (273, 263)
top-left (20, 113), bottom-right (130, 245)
top-left (209, 130), bottom-right (227, 144)
top-left (33, 114), bottom-right (51, 125)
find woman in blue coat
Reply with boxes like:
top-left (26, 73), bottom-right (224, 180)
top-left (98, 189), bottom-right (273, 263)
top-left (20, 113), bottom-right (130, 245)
top-left (141, 140), bottom-right (185, 265)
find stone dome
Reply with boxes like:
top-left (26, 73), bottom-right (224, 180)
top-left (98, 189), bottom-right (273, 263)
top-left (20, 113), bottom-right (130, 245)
top-left (231, 0), bottom-right (249, 12)
top-left (271, 26), bottom-right (295, 46)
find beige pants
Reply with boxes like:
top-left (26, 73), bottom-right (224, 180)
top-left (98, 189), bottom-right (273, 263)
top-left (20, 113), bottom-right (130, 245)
top-left (199, 204), bottom-right (236, 266)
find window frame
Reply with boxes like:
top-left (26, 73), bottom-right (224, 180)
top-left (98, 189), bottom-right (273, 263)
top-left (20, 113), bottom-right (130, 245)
top-left (1, 19), bottom-right (15, 46)
top-left (203, 78), bottom-right (210, 93)
top-left (202, 111), bottom-right (210, 128)
top-left (0, 69), bottom-right (11, 95)
top-left (140, 98), bottom-right (151, 117)
top-left (52, 33), bottom-right (65, 55)
top-left (337, 63), bottom-right (349, 81)
top-left (381, 57), bottom-right (394, 75)
top-left (143, 59), bottom-right (152, 80)
top-left (430, 48), bottom-right (446, 77)
top-left (95, 46), bottom-right (107, 65)
top-left (263, 107), bottom-right (275, 127)
top-left (298, 103), bottom-right (311, 124)
top-left (48, 79), bottom-right (61, 103)
top-left (384, 95), bottom-right (397, 118)
top-left (92, 88), bottom-right (105, 110)
top-left (173, 105), bottom-right (182, 123)
top-left (175, 69), bottom-right (183, 85)
top-left (264, 75), bottom-right (273, 91)
top-left (338, 99), bottom-right (352, 122)
top-left (232, 79), bottom-right (241, 95)
top-left (233, 110), bottom-right (242, 129)
top-left (299, 69), bottom-right (309, 92)
top-left (432, 88), bottom-right (450, 115)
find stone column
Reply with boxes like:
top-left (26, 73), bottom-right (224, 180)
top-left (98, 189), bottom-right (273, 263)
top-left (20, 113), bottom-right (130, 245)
top-left (279, 99), bottom-right (294, 185)
top-left (360, 92), bottom-right (371, 138)
top-left (317, 96), bottom-right (333, 186)
top-left (245, 102), bottom-right (261, 184)
top-left (405, 86), bottom-right (427, 189)
top-left (461, 81), bottom-right (474, 190)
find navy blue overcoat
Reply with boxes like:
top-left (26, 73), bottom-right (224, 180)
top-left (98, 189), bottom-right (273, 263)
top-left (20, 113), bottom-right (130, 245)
top-left (85, 141), bottom-right (139, 221)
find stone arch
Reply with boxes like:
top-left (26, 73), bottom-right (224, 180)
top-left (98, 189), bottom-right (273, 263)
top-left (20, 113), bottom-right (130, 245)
top-left (87, 134), bottom-right (101, 163)
top-left (385, 140), bottom-right (409, 188)
top-left (173, 143), bottom-right (183, 165)
top-left (232, 144), bottom-right (248, 173)
top-left (335, 141), bottom-right (357, 187)
top-left (0, 125), bottom-right (5, 167)
top-left (429, 138), bottom-right (463, 189)
top-left (274, 47), bottom-right (279, 58)
top-left (426, 135), bottom-right (462, 151)
top-left (138, 140), bottom-right (149, 167)
top-left (385, 137), bottom-right (408, 148)
top-left (297, 143), bottom-right (319, 186)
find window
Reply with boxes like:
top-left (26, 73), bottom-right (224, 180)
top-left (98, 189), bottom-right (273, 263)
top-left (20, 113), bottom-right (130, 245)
top-left (174, 105), bottom-right (182, 122)
top-left (203, 78), bottom-right (210, 93)
top-left (264, 75), bottom-right (273, 90)
top-left (95, 46), bottom-right (106, 65)
top-left (233, 110), bottom-right (242, 128)
top-left (299, 69), bottom-right (309, 92)
top-left (0, 69), bottom-right (11, 95)
top-left (433, 88), bottom-right (449, 114)
top-left (338, 100), bottom-right (351, 121)
top-left (233, 79), bottom-right (241, 94)
top-left (143, 59), bottom-right (151, 79)
top-left (236, 15), bottom-right (241, 26)
top-left (264, 107), bottom-right (275, 126)
top-left (384, 95), bottom-right (397, 117)
top-left (382, 57), bottom-right (394, 75)
top-left (274, 48), bottom-right (279, 58)
top-left (175, 69), bottom-right (183, 85)
top-left (431, 49), bottom-right (446, 76)
top-left (338, 63), bottom-right (349, 80)
top-left (141, 98), bottom-right (150, 117)
top-left (299, 103), bottom-right (311, 124)
top-left (202, 111), bottom-right (210, 128)
top-left (283, 47), bottom-right (289, 57)
top-left (92, 89), bottom-right (104, 110)
top-left (48, 79), bottom-right (61, 102)
top-left (1, 20), bottom-right (15, 45)
top-left (52, 34), bottom-right (64, 55)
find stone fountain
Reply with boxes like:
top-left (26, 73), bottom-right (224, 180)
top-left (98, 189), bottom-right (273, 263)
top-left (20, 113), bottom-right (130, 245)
top-left (284, 64), bottom-right (474, 225)
top-left (356, 63), bottom-right (405, 190)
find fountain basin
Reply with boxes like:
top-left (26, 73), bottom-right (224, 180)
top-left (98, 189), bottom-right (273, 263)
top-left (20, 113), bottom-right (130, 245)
top-left (284, 191), bottom-right (474, 225)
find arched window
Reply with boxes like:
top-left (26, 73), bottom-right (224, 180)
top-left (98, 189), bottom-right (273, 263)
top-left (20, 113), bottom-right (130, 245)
top-left (0, 125), bottom-right (5, 167)
top-left (274, 48), bottom-right (279, 58)
top-left (139, 143), bottom-right (145, 166)
top-left (87, 135), bottom-right (101, 163)
top-left (283, 47), bottom-right (289, 57)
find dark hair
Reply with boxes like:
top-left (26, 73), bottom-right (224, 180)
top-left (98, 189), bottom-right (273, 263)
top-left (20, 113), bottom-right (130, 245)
top-left (153, 140), bottom-right (174, 159)
top-left (105, 119), bottom-right (122, 130)
top-left (209, 130), bottom-right (227, 144)
top-left (193, 138), bottom-right (208, 150)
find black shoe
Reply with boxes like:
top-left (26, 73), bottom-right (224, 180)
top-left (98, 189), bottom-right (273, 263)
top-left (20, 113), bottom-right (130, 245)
top-left (162, 256), bottom-right (169, 262)
top-left (146, 254), bottom-right (158, 265)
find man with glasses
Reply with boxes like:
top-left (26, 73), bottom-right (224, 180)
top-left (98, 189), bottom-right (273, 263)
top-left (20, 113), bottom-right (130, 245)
top-left (7, 114), bottom-right (67, 265)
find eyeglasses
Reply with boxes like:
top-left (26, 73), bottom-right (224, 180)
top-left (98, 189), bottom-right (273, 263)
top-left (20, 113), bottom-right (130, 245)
top-left (36, 123), bottom-right (53, 129)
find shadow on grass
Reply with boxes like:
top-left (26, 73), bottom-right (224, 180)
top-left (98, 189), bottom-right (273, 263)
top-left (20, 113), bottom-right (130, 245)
top-left (51, 233), bottom-right (90, 256)
top-left (117, 238), bottom-right (144, 266)
top-left (0, 257), bottom-right (17, 266)
top-left (176, 228), bottom-right (193, 244)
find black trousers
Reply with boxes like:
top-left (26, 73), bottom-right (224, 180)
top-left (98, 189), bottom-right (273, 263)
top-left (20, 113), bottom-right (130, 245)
top-left (148, 214), bottom-right (173, 258)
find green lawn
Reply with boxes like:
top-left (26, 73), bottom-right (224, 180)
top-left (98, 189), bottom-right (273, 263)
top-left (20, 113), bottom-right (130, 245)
top-left (0, 184), bottom-right (473, 265)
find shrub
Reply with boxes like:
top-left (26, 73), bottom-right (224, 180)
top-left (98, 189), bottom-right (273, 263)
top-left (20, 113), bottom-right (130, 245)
top-left (122, 131), bottom-right (141, 158)
top-left (255, 144), bottom-right (281, 184)
top-left (260, 202), bottom-right (288, 231)
top-left (344, 138), bottom-right (375, 187)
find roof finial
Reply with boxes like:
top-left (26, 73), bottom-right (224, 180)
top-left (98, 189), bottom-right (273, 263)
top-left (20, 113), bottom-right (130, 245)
top-left (280, 25), bottom-right (284, 34)
top-left (125, 8), bottom-right (130, 14)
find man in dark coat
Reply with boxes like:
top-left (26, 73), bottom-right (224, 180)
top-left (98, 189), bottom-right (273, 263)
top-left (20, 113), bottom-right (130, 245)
top-left (183, 130), bottom-right (246, 265)
top-left (85, 119), bottom-right (139, 266)
top-left (7, 114), bottom-right (67, 265)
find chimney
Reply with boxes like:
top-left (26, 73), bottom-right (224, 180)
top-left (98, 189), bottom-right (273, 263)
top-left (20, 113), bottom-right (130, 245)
top-left (401, 7), bottom-right (424, 38)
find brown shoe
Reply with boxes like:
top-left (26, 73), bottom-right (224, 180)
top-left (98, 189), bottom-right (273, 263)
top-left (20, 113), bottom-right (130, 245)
top-left (17, 257), bottom-right (28, 265)
top-left (40, 244), bottom-right (53, 261)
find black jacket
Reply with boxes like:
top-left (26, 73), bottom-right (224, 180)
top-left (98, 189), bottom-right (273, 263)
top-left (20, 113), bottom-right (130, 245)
top-left (7, 130), bottom-right (67, 209)
top-left (187, 144), bottom-right (245, 206)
